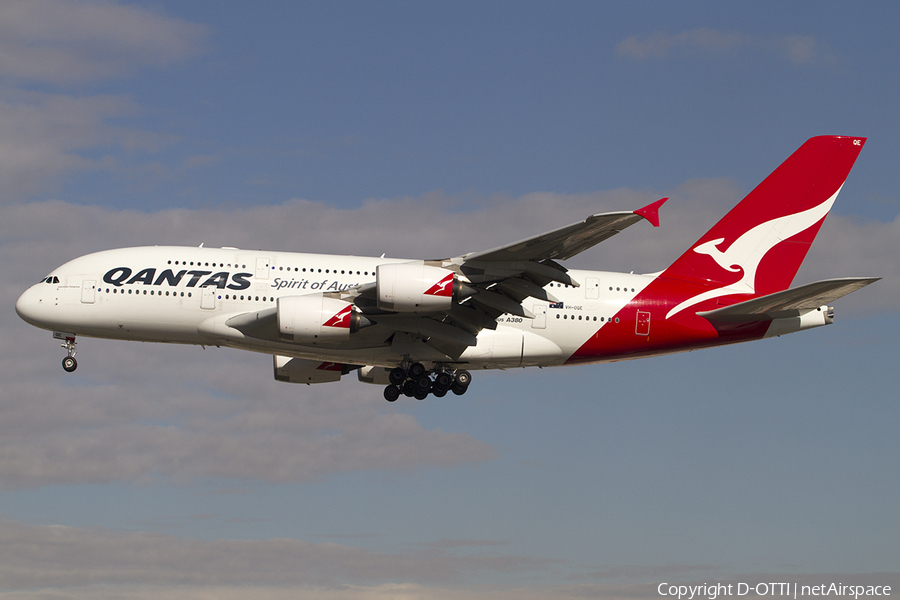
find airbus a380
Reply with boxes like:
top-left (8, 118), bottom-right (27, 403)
top-left (17, 136), bottom-right (878, 401)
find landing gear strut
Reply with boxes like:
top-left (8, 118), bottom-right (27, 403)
top-left (61, 336), bottom-right (77, 372)
top-left (382, 363), bottom-right (471, 402)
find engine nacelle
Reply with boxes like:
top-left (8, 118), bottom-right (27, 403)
top-left (277, 295), bottom-right (368, 344)
top-left (357, 365), bottom-right (393, 385)
top-left (273, 355), bottom-right (346, 384)
top-left (376, 263), bottom-right (458, 312)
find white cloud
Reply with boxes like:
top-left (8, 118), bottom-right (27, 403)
top-left (0, 514), bottom-right (895, 599)
top-left (0, 337), bottom-right (496, 489)
top-left (0, 193), bottom-right (632, 489)
top-left (0, 0), bottom-right (209, 83)
top-left (0, 1), bottom-right (207, 199)
top-left (0, 199), bottom-right (504, 489)
top-left (616, 28), bottom-right (833, 66)
top-left (0, 90), bottom-right (173, 197)
top-left (0, 515), bottom-right (561, 589)
top-left (794, 211), bottom-right (900, 315)
top-left (2, 184), bottom-right (893, 489)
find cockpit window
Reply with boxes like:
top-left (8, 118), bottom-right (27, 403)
top-left (42, 276), bottom-right (60, 284)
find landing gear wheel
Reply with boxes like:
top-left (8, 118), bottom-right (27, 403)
top-left (451, 382), bottom-right (468, 396)
top-left (383, 385), bottom-right (400, 402)
top-left (414, 389), bottom-right (429, 400)
top-left (432, 388), bottom-right (447, 398)
top-left (60, 335), bottom-right (78, 373)
top-left (454, 370), bottom-right (472, 388)
top-left (401, 380), bottom-right (416, 397)
top-left (414, 376), bottom-right (432, 394)
top-left (388, 367), bottom-right (406, 385)
top-left (408, 362), bottom-right (427, 380)
top-left (433, 372), bottom-right (453, 392)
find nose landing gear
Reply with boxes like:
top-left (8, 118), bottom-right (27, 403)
top-left (60, 335), bottom-right (78, 372)
top-left (382, 363), bottom-right (471, 402)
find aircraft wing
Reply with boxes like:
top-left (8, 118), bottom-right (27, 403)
top-left (697, 277), bottom-right (880, 322)
top-left (369, 198), bottom-right (666, 359)
top-left (224, 199), bottom-right (667, 361)
top-left (460, 198), bottom-right (666, 263)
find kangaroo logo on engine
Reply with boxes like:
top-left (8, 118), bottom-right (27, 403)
top-left (424, 273), bottom-right (454, 297)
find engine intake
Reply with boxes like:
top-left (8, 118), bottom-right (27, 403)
top-left (376, 263), bottom-right (459, 312)
top-left (277, 295), bottom-right (370, 344)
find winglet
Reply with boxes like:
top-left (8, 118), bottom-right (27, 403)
top-left (634, 198), bottom-right (667, 228)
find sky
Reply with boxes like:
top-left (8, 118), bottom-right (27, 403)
top-left (1, 1), bottom-right (899, 598)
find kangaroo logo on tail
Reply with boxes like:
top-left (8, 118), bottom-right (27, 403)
top-left (667, 189), bottom-right (839, 318)
top-left (660, 136), bottom-right (866, 321)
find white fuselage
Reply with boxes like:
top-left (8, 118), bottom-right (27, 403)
top-left (16, 246), bottom-right (653, 371)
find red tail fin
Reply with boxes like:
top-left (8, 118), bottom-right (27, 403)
top-left (662, 136), bottom-right (866, 299)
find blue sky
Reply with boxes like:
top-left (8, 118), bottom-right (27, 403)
top-left (1, 1), bottom-right (898, 598)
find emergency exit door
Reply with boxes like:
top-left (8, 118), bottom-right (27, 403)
top-left (531, 304), bottom-right (547, 329)
top-left (256, 257), bottom-right (270, 280)
top-left (200, 287), bottom-right (216, 310)
top-left (80, 280), bottom-right (96, 304)
top-left (635, 310), bottom-right (651, 336)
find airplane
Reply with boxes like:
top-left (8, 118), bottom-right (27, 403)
top-left (16, 135), bottom-right (878, 402)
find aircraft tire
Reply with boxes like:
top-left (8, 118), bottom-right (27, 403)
top-left (432, 388), bottom-right (447, 398)
top-left (454, 370), bottom-right (471, 388)
top-left (414, 389), bottom-right (429, 400)
top-left (401, 380), bottom-right (416, 397)
top-left (388, 367), bottom-right (406, 385)
top-left (434, 372), bottom-right (452, 391)
top-left (384, 385), bottom-right (400, 402)
top-left (62, 356), bottom-right (77, 372)
top-left (414, 376), bottom-right (432, 393)
top-left (408, 362), bottom-right (427, 380)
top-left (451, 382), bottom-right (468, 396)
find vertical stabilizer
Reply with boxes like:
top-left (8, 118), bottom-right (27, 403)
top-left (661, 136), bottom-right (866, 318)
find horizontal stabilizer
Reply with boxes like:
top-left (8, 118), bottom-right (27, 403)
top-left (697, 277), bottom-right (879, 322)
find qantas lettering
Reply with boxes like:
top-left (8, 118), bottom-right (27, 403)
top-left (103, 267), bottom-right (252, 290)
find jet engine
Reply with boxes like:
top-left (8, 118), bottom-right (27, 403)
top-left (376, 263), bottom-right (459, 311)
top-left (277, 295), bottom-right (370, 344)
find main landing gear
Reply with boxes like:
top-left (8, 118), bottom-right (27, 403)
top-left (61, 336), bottom-right (78, 372)
top-left (383, 363), bottom-right (471, 402)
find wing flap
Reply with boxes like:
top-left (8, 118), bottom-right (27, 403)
top-left (376, 316), bottom-right (478, 347)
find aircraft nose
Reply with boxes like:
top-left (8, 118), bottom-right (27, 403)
top-left (16, 284), bottom-right (50, 328)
